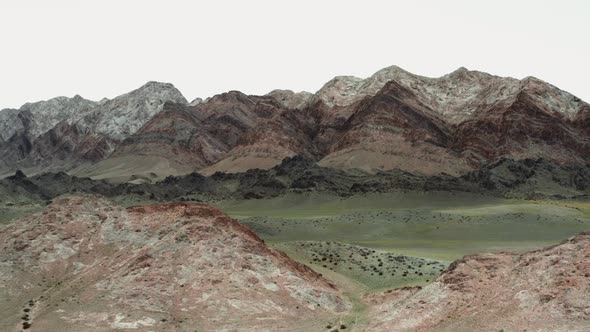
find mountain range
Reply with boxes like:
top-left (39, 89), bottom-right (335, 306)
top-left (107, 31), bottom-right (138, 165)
top-left (1, 66), bottom-right (589, 183)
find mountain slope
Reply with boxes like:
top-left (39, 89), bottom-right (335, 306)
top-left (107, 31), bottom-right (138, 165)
top-left (98, 91), bottom-right (321, 179)
top-left (364, 230), bottom-right (590, 331)
top-left (1, 66), bottom-right (590, 180)
top-left (454, 85), bottom-right (590, 166)
top-left (0, 82), bottom-right (187, 176)
top-left (0, 196), bottom-right (350, 331)
top-left (74, 81), bottom-right (187, 141)
top-left (0, 95), bottom-right (97, 142)
top-left (316, 80), bottom-right (471, 175)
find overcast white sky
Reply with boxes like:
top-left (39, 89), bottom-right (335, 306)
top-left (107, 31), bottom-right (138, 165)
top-left (0, 0), bottom-right (588, 108)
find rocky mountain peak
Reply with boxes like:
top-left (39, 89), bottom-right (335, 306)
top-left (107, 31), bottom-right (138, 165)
top-left (207, 90), bottom-right (254, 105)
top-left (266, 89), bottom-right (314, 109)
top-left (1, 65), bottom-right (589, 179)
top-left (518, 76), bottom-right (589, 120)
top-left (447, 66), bottom-right (470, 76)
top-left (0, 95), bottom-right (97, 141)
top-left (315, 66), bottom-right (421, 108)
top-left (135, 81), bottom-right (183, 95)
top-left (313, 65), bottom-right (587, 124)
top-left (189, 97), bottom-right (203, 106)
top-left (74, 81), bottom-right (188, 141)
top-left (315, 75), bottom-right (365, 107)
top-left (369, 65), bottom-right (415, 81)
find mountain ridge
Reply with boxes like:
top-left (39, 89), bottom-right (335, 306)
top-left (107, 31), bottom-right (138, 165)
top-left (1, 66), bottom-right (589, 181)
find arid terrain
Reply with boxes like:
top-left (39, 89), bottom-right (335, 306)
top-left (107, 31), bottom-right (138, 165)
top-left (0, 196), bottom-right (350, 331)
top-left (1, 195), bottom-right (589, 331)
top-left (364, 231), bottom-right (590, 331)
top-left (2, 66), bottom-right (590, 183)
top-left (1, 65), bottom-right (590, 331)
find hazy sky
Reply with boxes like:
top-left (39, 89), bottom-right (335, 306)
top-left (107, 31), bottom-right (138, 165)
top-left (1, 0), bottom-right (588, 108)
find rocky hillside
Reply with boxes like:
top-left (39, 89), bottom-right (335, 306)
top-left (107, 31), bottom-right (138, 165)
top-left (364, 231), bottom-right (590, 331)
top-left (94, 66), bottom-right (590, 180)
top-left (312, 66), bottom-right (590, 174)
top-left (1, 195), bottom-right (589, 331)
top-left (1, 66), bottom-right (589, 180)
top-left (0, 82), bottom-right (186, 176)
top-left (0, 196), bottom-right (350, 331)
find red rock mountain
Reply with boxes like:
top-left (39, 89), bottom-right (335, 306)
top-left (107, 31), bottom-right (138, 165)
top-left (0, 196), bottom-right (350, 331)
top-left (101, 67), bottom-right (589, 180)
top-left (1, 66), bottom-right (589, 180)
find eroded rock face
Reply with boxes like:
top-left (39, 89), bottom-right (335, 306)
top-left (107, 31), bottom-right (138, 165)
top-left (0, 196), bottom-right (349, 331)
top-left (0, 95), bottom-right (97, 142)
top-left (266, 89), bottom-right (314, 109)
top-left (2, 66), bottom-right (590, 179)
top-left (313, 66), bottom-right (587, 124)
top-left (364, 232), bottom-right (590, 332)
top-left (111, 91), bottom-right (320, 177)
top-left (316, 80), bottom-right (471, 176)
top-left (0, 82), bottom-right (187, 175)
top-left (113, 66), bottom-right (590, 178)
top-left (74, 81), bottom-right (187, 141)
top-left (313, 67), bottom-right (590, 175)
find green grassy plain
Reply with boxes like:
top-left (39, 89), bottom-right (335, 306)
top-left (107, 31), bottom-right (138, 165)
top-left (215, 192), bottom-right (590, 286)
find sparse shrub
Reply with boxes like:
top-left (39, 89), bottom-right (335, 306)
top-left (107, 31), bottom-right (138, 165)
top-left (175, 233), bottom-right (189, 243)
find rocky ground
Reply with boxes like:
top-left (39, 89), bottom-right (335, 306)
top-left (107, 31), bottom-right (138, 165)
top-left (364, 232), bottom-right (590, 331)
top-left (0, 82), bottom-right (186, 177)
top-left (1, 195), bottom-right (589, 331)
top-left (0, 196), bottom-right (350, 331)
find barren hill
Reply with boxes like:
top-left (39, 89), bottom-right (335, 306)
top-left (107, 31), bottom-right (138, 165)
top-left (0, 196), bottom-right (350, 331)
top-left (364, 231), bottom-right (590, 331)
